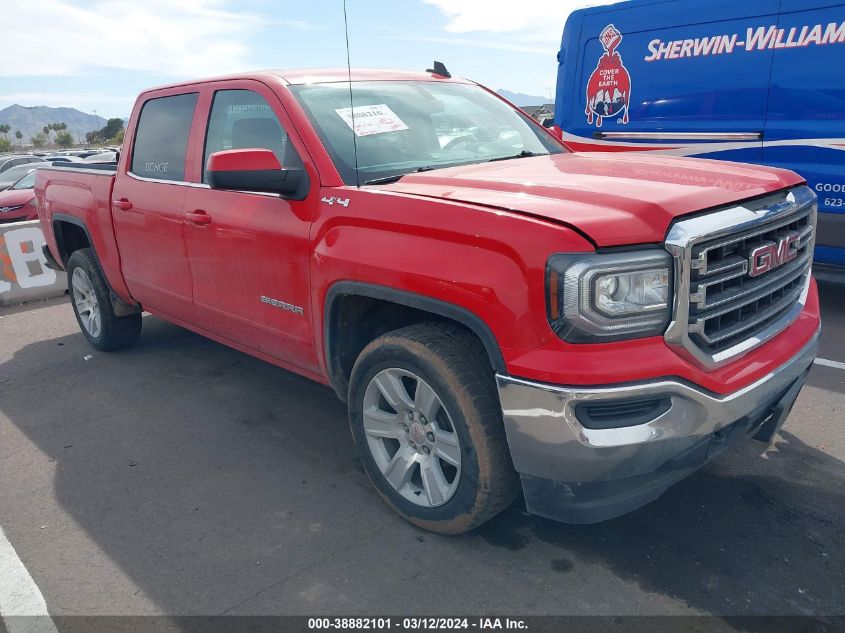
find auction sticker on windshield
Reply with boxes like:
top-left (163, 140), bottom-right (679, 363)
top-left (335, 104), bottom-right (409, 136)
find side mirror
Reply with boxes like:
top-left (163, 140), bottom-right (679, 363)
top-left (207, 148), bottom-right (307, 198)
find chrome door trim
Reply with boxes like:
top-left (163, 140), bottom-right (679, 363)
top-left (126, 172), bottom-right (209, 188)
top-left (594, 132), bottom-right (762, 141)
top-left (127, 172), bottom-right (285, 198)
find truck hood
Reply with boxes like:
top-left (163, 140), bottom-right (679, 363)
top-left (380, 153), bottom-right (804, 246)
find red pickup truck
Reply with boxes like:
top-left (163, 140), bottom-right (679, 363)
top-left (36, 68), bottom-right (820, 534)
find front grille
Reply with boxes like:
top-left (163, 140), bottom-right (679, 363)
top-left (688, 210), bottom-right (813, 354)
top-left (665, 186), bottom-right (816, 368)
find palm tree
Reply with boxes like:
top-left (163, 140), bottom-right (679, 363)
top-left (15, 130), bottom-right (22, 148)
top-left (0, 124), bottom-right (10, 141)
top-left (52, 123), bottom-right (67, 146)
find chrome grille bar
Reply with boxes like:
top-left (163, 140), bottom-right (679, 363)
top-left (692, 282), bottom-right (805, 345)
top-left (664, 186), bottom-right (817, 370)
top-left (692, 249), bottom-right (811, 312)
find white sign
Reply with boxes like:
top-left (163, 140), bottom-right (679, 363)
top-left (335, 104), bottom-right (409, 137)
top-left (0, 225), bottom-right (57, 293)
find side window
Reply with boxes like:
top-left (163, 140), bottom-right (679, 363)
top-left (203, 89), bottom-right (303, 183)
top-left (130, 92), bottom-right (198, 181)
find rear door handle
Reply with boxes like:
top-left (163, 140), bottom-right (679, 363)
top-left (185, 209), bottom-right (212, 226)
top-left (113, 198), bottom-right (133, 211)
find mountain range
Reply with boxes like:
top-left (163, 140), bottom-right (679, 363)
top-left (0, 105), bottom-right (108, 144)
top-left (495, 89), bottom-right (553, 107)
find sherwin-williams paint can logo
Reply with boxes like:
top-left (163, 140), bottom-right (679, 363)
top-left (586, 24), bottom-right (631, 127)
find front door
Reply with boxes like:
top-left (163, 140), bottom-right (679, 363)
top-left (183, 84), bottom-right (319, 373)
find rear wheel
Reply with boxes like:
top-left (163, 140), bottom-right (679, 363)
top-left (67, 248), bottom-right (141, 351)
top-left (348, 323), bottom-right (518, 534)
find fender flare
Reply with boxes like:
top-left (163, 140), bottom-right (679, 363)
top-left (52, 213), bottom-right (140, 316)
top-left (323, 281), bottom-right (506, 397)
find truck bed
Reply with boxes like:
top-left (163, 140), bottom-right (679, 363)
top-left (35, 164), bottom-right (132, 302)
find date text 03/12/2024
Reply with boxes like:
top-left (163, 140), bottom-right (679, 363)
top-left (307, 617), bottom-right (528, 630)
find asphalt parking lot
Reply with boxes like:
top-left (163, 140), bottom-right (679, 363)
top-left (0, 283), bottom-right (843, 622)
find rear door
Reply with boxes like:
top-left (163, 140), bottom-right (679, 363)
top-left (763, 0), bottom-right (845, 266)
top-left (182, 81), bottom-right (320, 373)
top-left (112, 91), bottom-right (200, 323)
top-left (559, 0), bottom-right (778, 163)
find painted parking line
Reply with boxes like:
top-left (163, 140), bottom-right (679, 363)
top-left (0, 527), bottom-right (58, 633)
top-left (815, 357), bottom-right (845, 371)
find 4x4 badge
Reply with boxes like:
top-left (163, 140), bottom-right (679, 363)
top-left (321, 196), bottom-right (350, 207)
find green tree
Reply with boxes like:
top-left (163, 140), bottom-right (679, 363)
top-left (0, 124), bottom-right (10, 141)
top-left (0, 137), bottom-right (11, 152)
top-left (56, 131), bottom-right (74, 148)
top-left (31, 133), bottom-right (46, 148)
top-left (15, 130), bottom-right (22, 148)
top-left (101, 118), bottom-right (124, 140)
top-left (109, 128), bottom-right (125, 145)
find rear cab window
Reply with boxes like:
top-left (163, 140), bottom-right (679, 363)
top-left (130, 92), bottom-right (198, 182)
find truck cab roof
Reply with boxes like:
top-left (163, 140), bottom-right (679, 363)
top-left (143, 68), bottom-right (472, 94)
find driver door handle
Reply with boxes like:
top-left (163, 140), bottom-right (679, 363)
top-left (185, 209), bottom-right (212, 226)
top-left (113, 198), bottom-right (133, 211)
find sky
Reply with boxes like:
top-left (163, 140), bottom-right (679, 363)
top-left (0, 0), bottom-right (618, 118)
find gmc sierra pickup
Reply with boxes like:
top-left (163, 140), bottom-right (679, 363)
top-left (36, 68), bottom-right (820, 534)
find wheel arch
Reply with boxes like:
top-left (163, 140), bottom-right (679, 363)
top-left (323, 281), bottom-right (506, 401)
top-left (53, 213), bottom-right (140, 316)
top-left (52, 213), bottom-right (94, 267)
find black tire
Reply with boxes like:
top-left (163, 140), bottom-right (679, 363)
top-left (67, 248), bottom-right (141, 351)
top-left (348, 322), bottom-right (519, 534)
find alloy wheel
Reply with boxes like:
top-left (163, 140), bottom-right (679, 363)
top-left (361, 368), bottom-right (462, 507)
top-left (72, 267), bottom-right (101, 338)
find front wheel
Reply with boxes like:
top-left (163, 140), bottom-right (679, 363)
top-left (67, 248), bottom-right (141, 351)
top-left (348, 323), bottom-right (519, 534)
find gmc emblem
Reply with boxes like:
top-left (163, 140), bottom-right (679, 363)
top-left (747, 233), bottom-right (800, 277)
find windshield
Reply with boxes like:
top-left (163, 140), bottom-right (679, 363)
top-left (291, 81), bottom-right (563, 185)
top-left (12, 169), bottom-right (37, 190)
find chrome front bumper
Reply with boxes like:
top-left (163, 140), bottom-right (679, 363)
top-left (495, 332), bottom-right (818, 523)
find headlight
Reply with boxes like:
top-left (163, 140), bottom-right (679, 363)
top-left (546, 250), bottom-right (672, 342)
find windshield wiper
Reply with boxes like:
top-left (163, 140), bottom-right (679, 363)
top-left (487, 150), bottom-right (541, 162)
top-left (362, 166), bottom-right (436, 186)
